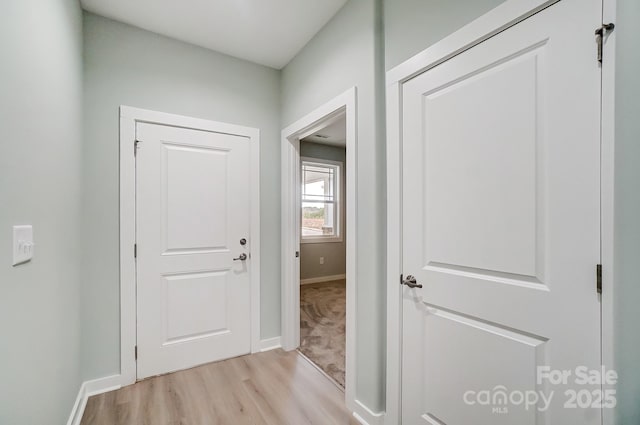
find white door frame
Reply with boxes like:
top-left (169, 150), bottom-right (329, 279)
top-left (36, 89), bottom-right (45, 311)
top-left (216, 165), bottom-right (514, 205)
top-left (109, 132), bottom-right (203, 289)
top-left (385, 0), bottom-right (617, 423)
top-left (119, 106), bottom-right (261, 385)
top-left (600, 1), bottom-right (617, 425)
top-left (281, 87), bottom-right (357, 408)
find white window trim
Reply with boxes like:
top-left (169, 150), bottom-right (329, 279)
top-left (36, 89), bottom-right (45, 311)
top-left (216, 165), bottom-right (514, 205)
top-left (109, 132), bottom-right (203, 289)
top-left (300, 156), bottom-right (344, 244)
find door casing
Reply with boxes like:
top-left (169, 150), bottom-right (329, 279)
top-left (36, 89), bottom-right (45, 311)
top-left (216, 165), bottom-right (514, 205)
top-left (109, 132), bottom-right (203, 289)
top-left (385, 0), bottom-right (618, 423)
top-left (119, 106), bottom-right (261, 385)
top-left (280, 87), bottom-right (358, 411)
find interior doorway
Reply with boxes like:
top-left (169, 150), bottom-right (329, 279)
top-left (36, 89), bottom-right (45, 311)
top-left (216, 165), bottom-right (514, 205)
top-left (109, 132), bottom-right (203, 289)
top-left (281, 88), bottom-right (357, 407)
top-left (298, 116), bottom-right (347, 386)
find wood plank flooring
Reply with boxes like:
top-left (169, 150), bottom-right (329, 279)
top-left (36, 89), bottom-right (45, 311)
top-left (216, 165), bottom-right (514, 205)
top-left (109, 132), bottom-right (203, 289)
top-left (81, 349), bottom-right (359, 425)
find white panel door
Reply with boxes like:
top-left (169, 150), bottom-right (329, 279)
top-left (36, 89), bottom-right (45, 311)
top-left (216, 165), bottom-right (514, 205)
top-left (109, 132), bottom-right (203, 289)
top-left (401, 0), bottom-right (602, 423)
top-left (136, 122), bottom-right (251, 379)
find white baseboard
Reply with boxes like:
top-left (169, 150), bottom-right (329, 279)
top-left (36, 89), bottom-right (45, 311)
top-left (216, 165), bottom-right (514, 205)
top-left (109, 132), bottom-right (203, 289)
top-left (259, 336), bottom-right (282, 352)
top-left (67, 375), bottom-right (122, 425)
top-left (66, 383), bottom-right (86, 425)
top-left (352, 400), bottom-right (385, 425)
top-left (300, 273), bottom-right (346, 285)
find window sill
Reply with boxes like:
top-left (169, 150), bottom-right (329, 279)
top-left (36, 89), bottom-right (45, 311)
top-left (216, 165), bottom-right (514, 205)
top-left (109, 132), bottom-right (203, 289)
top-left (301, 237), bottom-right (343, 244)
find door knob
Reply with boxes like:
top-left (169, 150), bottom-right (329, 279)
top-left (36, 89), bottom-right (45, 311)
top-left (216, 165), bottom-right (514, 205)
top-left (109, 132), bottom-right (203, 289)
top-left (233, 253), bottom-right (247, 261)
top-left (402, 275), bottom-right (422, 288)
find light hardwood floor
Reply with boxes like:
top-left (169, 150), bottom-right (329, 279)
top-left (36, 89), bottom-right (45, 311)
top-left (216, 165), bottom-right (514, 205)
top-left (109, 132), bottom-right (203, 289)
top-left (81, 349), bottom-right (359, 425)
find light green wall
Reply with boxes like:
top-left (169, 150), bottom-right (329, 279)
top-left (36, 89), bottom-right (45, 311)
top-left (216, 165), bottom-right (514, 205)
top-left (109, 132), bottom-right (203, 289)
top-left (300, 142), bottom-right (347, 280)
top-left (282, 0), bottom-right (387, 411)
top-left (384, 0), bottom-right (506, 70)
top-left (81, 13), bottom-right (282, 380)
top-left (614, 0), bottom-right (640, 422)
top-left (0, 0), bottom-right (83, 423)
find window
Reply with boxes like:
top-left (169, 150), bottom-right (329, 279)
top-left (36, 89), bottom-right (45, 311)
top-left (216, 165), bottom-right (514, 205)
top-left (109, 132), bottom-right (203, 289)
top-left (301, 158), bottom-right (342, 243)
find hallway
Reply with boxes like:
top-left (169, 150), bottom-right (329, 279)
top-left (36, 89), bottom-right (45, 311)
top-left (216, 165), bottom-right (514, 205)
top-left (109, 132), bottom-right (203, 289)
top-left (3, 0), bottom-right (640, 423)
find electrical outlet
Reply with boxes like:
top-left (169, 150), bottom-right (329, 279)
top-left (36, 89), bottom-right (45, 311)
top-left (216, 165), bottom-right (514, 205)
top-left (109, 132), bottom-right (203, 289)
top-left (319, 257), bottom-right (324, 265)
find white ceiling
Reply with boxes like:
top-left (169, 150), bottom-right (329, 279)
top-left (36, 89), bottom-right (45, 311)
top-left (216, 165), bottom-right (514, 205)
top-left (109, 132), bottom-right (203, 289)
top-left (301, 115), bottom-right (346, 148)
top-left (81, 0), bottom-right (348, 69)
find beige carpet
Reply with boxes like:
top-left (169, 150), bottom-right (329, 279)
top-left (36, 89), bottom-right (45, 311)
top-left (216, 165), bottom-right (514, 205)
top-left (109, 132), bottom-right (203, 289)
top-left (299, 279), bottom-right (346, 387)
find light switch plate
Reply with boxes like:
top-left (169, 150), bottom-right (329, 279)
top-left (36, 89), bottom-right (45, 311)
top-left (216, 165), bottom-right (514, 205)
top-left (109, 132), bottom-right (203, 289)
top-left (13, 225), bottom-right (34, 266)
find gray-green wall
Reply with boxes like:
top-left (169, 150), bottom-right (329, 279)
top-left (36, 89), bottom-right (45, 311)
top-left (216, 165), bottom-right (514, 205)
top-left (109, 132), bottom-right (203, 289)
top-left (81, 13), bottom-right (282, 381)
top-left (0, 0), bottom-right (84, 423)
top-left (282, 0), bottom-right (387, 411)
top-left (384, 0), bottom-right (506, 69)
top-left (614, 0), bottom-right (640, 422)
top-left (300, 142), bottom-right (347, 280)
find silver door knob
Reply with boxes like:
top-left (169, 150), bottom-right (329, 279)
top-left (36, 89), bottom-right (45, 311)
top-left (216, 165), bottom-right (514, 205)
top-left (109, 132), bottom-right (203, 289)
top-left (402, 275), bottom-right (422, 288)
top-left (233, 253), bottom-right (247, 261)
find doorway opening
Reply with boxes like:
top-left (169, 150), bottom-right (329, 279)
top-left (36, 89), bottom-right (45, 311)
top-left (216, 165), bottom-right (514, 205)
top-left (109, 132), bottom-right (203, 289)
top-left (299, 116), bottom-right (347, 387)
top-left (281, 87), bottom-right (357, 407)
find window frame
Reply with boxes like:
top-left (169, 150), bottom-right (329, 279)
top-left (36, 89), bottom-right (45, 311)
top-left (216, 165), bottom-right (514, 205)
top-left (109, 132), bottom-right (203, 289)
top-left (300, 157), bottom-right (344, 244)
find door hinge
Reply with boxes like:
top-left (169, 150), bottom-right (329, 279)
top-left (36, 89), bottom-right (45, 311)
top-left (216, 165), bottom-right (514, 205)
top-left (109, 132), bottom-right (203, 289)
top-left (595, 23), bottom-right (615, 63)
top-left (135, 345), bottom-right (138, 360)
top-left (400, 273), bottom-right (403, 285)
top-left (597, 264), bottom-right (603, 294)
top-left (134, 139), bottom-right (140, 156)
top-left (134, 243), bottom-right (137, 258)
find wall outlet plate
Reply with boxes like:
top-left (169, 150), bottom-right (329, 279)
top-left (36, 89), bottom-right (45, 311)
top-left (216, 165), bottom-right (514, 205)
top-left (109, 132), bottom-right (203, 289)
top-left (13, 225), bottom-right (34, 266)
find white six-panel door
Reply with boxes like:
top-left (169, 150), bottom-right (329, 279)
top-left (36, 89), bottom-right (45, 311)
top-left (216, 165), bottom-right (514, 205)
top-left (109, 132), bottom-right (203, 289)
top-left (136, 122), bottom-right (252, 379)
top-left (401, 0), bottom-right (602, 423)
